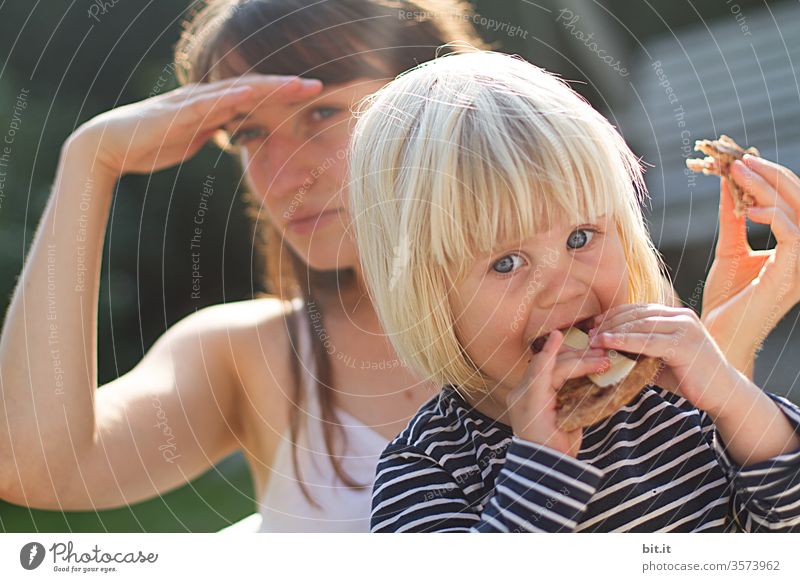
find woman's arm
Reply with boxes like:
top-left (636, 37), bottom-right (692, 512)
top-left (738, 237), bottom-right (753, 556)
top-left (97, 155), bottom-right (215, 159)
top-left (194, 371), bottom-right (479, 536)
top-left (0, 75), bottom-right (318, 510)
top-left (0, 136), bottom-right (244, 510)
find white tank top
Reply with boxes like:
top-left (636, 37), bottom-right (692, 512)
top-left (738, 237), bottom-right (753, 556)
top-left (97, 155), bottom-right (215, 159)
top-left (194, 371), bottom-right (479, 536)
top-left (255, 301), bottom-right (390, 532)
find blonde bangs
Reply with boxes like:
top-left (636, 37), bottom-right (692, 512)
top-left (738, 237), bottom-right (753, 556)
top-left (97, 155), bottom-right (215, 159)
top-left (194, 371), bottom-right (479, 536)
top-left (389, 67), bottom-right (645, 286)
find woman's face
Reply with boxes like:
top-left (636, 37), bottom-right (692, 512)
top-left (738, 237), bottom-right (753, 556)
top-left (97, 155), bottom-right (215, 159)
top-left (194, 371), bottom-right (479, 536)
top-left (228, 78), bottom-right (387, 272)
top-left (449, 214), bottom-right (631, 399)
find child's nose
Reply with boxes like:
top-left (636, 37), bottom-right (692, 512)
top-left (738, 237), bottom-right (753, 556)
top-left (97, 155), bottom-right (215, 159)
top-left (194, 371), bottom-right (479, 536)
top-left (533, 263), bottom-right (588, 309)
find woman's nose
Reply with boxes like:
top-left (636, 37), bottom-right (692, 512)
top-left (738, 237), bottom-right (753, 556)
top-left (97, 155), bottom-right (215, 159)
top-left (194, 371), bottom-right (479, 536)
top-left (258, 135), bottom-right (321, 198)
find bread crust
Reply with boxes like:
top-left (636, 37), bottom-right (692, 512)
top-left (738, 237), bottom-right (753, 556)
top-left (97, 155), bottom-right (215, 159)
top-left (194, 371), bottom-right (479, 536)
top-left (685, 135), bottom-right (760, 218)
top-left (555, 356), bottom-right (662, 432)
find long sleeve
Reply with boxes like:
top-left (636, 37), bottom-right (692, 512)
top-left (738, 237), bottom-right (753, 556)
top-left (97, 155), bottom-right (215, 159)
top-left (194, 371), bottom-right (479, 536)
top-left (370, 436), bottom-right (604, 532)
top-left (702, 392), bottom-right (800, 532)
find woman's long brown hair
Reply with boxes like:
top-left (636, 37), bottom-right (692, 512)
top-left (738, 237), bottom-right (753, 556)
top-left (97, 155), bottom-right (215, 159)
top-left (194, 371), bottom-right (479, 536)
top-left (174, 0), bottom-right (487, 507)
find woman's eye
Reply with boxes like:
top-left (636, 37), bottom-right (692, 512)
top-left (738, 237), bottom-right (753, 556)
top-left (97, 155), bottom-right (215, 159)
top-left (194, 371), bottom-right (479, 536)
top-left (310, 107), bottom-right (341, 122)
top-left (492, 254), bottom-right (525, 275)
top-left (229, 127), bottom-right (267, 146)
top-left (566, 228), bottom-right (596, 250)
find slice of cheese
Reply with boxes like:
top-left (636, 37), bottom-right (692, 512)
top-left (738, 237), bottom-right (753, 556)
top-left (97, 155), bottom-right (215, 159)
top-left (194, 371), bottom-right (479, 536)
top-left (562, 327), bottom-right (635, 388)
top-left (562, 327), bottom-right (590, 349)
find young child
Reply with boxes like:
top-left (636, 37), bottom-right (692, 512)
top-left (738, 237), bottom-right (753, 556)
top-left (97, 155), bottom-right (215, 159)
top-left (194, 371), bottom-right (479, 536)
top-left (346, 51), bottom-right (800, 532)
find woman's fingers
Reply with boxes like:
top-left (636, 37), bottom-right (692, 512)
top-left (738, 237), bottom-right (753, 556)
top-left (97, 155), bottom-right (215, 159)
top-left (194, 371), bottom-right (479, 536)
top-left (163, 86), bottom-right (256, 127)
top-left (226, 75), bottom-right (323, 105)
top-left (743, 154), bottom-right (800, 207)
top-left (202, 103), bottom-right (251, 132)
top-left (716, 178), bottom-right (751, 257)
top-left (176, 86), bottom-right (259, 122)
top-left (747, 205), bottom-right (800, 247)
top-left (731, 159), bottom-right (798, 222)
top-left (215, 73), bottom-right (322, 93)
top-left (172, 74), bottom-right (322, 103)
top-left (173, 77), bottom-right (322, 127)
top-left (134, 88), bottom-right (256, 157)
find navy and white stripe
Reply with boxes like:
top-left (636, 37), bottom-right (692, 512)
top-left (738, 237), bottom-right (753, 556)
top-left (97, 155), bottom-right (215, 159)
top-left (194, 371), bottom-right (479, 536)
top-left (371, 384), bottom-right (800, 532)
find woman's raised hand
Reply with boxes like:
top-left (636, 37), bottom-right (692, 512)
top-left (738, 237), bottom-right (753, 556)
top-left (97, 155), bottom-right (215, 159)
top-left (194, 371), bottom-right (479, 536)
top-left (66, 74), bottom-right (322, 177)
top-left (700, 155), bottom-right (800, 376)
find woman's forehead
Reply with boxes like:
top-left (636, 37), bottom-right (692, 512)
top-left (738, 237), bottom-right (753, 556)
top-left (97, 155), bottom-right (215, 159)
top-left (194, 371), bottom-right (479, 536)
top-left (318, 77), bottom-right (388, 99)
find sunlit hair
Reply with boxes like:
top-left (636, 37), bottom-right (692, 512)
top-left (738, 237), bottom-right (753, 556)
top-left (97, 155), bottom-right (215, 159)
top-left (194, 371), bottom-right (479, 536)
top-left (348, 50), bottom-right (672, 393)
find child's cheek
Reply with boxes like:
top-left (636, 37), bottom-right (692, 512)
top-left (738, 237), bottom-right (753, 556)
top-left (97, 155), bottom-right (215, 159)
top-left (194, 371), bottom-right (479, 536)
top-left (451, 276), bottom-right (531, 377)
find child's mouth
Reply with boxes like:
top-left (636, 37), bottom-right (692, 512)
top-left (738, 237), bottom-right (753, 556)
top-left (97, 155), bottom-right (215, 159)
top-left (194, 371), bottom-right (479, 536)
top-left (529, 316), bottom-right (642, 361)
top-left (529, 317), bottom-right (595, 354)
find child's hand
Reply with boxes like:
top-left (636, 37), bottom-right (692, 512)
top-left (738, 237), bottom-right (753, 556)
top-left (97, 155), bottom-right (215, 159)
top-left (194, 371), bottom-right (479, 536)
top-left (702, 155), bottom-right (800, 376)
top-left (589, 304), bottom-right (737, 418)
top-left (506, 330), bottom-right (611, 458)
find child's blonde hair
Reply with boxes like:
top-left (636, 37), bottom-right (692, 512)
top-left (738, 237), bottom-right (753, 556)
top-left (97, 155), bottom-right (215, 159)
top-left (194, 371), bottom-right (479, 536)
top-left (348, 50), bottom-right (672, 392)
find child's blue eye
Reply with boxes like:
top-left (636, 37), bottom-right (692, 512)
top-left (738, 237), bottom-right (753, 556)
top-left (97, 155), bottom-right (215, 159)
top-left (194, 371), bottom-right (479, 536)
top-left (492, 253), bottom-right (525, 275)
top-left (567, 228), bottom-right (596, 250)
top-left (229, 126), bottom-right (268, 146)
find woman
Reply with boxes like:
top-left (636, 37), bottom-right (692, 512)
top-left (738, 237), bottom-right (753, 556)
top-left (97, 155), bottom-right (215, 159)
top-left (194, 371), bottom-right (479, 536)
top-left (0, 0), bottom-right (797, 532)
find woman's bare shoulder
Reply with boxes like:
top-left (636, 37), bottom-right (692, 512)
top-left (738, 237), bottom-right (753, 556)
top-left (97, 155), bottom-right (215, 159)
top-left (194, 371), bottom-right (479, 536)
top-left (186, 296), bottom-right (298, 366)
top-left (160, 296), bottom-right (297, 380)
top-left (174, 296), bottom-right (299, 428)
top-left (189, 296), bottom-right (297, 331)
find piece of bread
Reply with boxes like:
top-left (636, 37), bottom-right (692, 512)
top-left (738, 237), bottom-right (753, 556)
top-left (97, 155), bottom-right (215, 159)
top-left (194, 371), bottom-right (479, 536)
top-left (541, 327), bottom-right (662, 432)
top-left (685, 134), bottom-right (760, 218)
top-left (555, 355), bottom-right (662, 432)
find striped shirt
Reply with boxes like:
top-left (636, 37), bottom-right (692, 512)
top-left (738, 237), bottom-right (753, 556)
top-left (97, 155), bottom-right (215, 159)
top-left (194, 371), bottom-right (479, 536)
top-left (371, 384), bottom-right (800, 532)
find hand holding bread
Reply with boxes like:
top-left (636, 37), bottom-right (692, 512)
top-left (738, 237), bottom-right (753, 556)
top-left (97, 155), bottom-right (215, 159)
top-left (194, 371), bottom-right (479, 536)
top-left (687, 136), bottom-right (800, 377)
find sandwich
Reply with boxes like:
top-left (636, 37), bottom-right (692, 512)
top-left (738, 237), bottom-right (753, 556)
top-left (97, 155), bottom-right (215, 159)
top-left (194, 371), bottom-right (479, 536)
top-left (530, 318), bottom-right (662, 432)
top-left (685, 135), bottom-right (760, 218)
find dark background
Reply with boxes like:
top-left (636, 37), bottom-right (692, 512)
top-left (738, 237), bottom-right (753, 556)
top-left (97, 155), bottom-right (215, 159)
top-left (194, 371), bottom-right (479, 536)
top-left (0, 0), bottom-right (796, 531)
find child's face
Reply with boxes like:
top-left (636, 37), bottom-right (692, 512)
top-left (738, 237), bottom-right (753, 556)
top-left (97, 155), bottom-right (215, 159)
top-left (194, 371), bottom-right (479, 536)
top-left (449, 214), bottom-right (630, 395)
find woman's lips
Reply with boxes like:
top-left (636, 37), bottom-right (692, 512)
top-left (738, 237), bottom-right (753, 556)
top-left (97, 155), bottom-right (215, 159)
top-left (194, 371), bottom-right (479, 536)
top-left (286, 209), bottom-right (342, 234)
